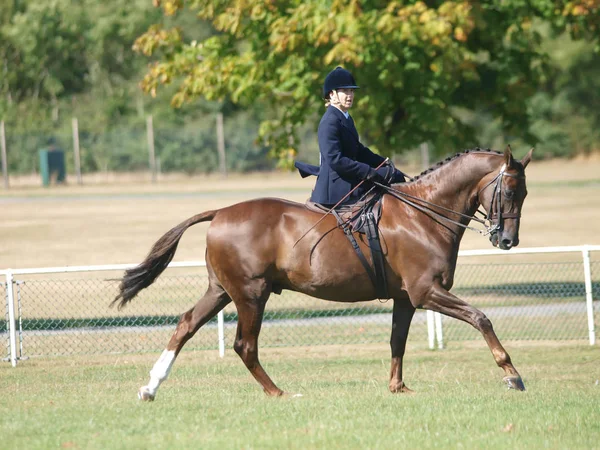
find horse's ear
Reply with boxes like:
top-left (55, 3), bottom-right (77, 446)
top-left (504, 145), bottom-right (514, 167)
top-left (521, 147), bottom-right (534, 169)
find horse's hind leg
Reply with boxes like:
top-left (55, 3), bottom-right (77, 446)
top-left (389, 296), bottom-right (416, 393)
top-left (228, 279), bottom-right (286, 397)
top-left (138, 282), bottom-right (231, 401)
top-left (420, 281), bottom-right (525, 391)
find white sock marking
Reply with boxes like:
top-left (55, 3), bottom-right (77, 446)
top-left (144, 349), bottom-right (176, 396)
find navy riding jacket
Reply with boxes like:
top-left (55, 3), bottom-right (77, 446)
top-left (307, 106), bottom-right (386, 205)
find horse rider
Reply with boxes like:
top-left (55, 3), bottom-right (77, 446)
top-left (295, 66), bottom-right (407, 207)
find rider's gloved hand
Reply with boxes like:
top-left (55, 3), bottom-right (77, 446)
top-left (382, 159), bottom-right (408, 184)
top-left (366, 167), bottom-right (392, 186)
top-left (392, 169), bottom-right (407, 183)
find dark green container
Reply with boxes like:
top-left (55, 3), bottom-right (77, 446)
top-left (39, 148), bottom-right (66, 186)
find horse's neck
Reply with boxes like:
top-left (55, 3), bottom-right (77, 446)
top-left (407, 154), bottom-right (500, 238)
top-left (417, 154), bottom-right (498, 207)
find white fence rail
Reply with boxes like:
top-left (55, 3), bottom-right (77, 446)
top-left (2, 245), bottom-right (599, 367)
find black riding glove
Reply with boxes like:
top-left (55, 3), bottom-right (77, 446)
top-left (382, 159), bottom-right (408, 183)
top-left (392, 169), bottom-right (407, 183)
top-left (366, 167), bottom-right (392, 186)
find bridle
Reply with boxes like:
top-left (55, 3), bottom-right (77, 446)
top-left (377, 163), bottom-right (525, 237)
top-left (476, 163), bottom-right (525, 237)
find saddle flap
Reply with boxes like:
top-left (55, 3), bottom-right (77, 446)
top-left (345, 192), bottom-right (383, 234)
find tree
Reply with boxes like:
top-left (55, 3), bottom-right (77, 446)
top-left (134, 0), bottom-right (600, 165)
top-left (1, 0), bottom-right (90, 104)
top-left (526, 27), bottom-right (600, 158)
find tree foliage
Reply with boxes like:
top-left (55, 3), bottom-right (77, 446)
top-left (136, 0), bottom-right (600, 165)
top-left (0, 0), bottom-right (599, 177)
top-left (1, 0), bottom-right (89, 103)
top-left (0, 0), bottom-right (268, 175)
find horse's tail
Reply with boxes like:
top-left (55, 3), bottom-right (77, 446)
top-left (111, 210), bottom-right (218, 310)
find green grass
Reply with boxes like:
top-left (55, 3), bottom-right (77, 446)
top-left (1, 343), bottom-right (599, 449)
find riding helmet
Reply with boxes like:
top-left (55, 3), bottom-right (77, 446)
top-left (322, 67), bottom-right (359, 99)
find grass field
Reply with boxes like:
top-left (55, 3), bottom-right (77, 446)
top-left (1, 343), bottom-right (599, 450)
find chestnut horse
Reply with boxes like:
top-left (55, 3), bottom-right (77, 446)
top-left (113, 146), bottom-right (533, 401)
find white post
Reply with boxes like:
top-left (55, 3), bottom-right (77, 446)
top-left (582, 246), bottom-right (596, 345)
top-left (72, 117), bottom-right (82, 185)
top-left (218, 310), bottom-right (225, 357)
top-left (146, 115), bottom-right (157, 183)
top-left (426, 310), bottom-right (435, 349)
top-left (1, 120), bottom-right (8, 189)
top-left (434, 312), bottom-right (444, 349)
top-left (6, 271), bottom-right (17, 367)
top-left (216, 112), bottom-right (227, 177)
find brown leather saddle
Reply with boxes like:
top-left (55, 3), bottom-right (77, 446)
top-left (304, 192), bottom-right (389, 299)
top-left (305, 191), bottom-right (383, 234)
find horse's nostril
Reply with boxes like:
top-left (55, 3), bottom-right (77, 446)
top-left (501, 239), bottom-right (513, 248)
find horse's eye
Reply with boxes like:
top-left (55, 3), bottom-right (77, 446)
top-left (504, 189), bottom-right (515, 199)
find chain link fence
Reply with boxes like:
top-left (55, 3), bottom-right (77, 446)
top-left (2, 115), bottom-right (274, 180)
top-left (2, 248), bottom-right (599, 362)
top-left (448, 260), bottom-right (599, 342)
top-left (1, 269), bottom-right (417, 359)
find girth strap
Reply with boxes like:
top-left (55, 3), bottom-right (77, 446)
top-left (332, 210), bottom-right (376, 286)
top-left (332, 208), bottom-right (389, 300)
top-left (363, 211), bottom-right (389, 300)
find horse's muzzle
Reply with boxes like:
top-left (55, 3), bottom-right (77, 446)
top-left (490, 228), bottom-right (519, 250)
top-left (493, 233), bottom-right (519, 250)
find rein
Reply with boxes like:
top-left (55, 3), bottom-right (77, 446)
top-left (377, 164), bottom-right (524, 236)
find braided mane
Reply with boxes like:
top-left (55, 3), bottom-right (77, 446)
top-left (412, 147), bottom-right (502, 181)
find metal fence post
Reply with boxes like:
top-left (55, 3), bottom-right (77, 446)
top-left (434, 312), bottom-right (444, 349)
top-left (582, 246), bottom-right (596, 345)
top-left (427, 310), bottom-right (435, 349)
top-left (5, 271), bottom-right (17, 366)
top-left (218, 310), bottom-right (225, 357)
top-left (16, 281), bottom-right (25, 359)
top-left (2, 281), bottom-right (7, 360)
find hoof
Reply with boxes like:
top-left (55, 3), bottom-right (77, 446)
top-left (138, 387), bottom-right (155, 401)
top-left (280, 391), bottom-right (303, 399)
top-left (503, 376), bottom-right (526, 391)
top-left (389, 383), bottom-right (414, 394)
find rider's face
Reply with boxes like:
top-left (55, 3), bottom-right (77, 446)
top-left (332, 88), bottom-right (355, 112)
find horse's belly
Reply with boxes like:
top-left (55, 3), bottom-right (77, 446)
top-left (281, 252), bottom-right (376, 302)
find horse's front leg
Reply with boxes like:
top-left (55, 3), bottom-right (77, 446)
top-left (389, 296), bottom-right (416, 393)
top-left (420, 281), bottom-right (525, 391)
